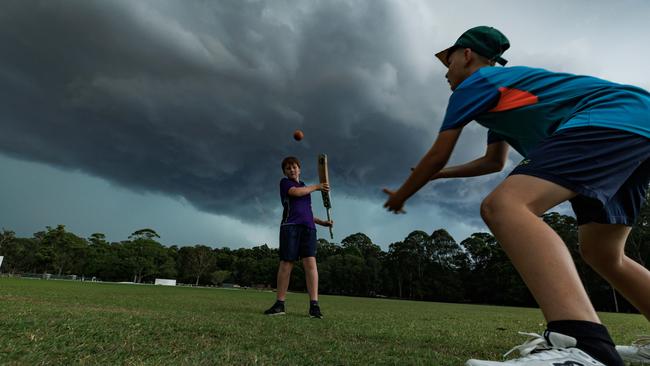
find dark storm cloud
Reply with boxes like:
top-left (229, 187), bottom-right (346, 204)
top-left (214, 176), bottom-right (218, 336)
top-left (0, 0), bottom-right (475, 225)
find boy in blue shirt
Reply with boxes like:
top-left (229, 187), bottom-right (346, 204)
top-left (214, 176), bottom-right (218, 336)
top-left (384, 26), bottom-right (649, 365)
top-left (264, 156), bottom-right (333, 318)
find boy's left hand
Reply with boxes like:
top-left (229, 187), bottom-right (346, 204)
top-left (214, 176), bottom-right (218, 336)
top-left (382, 188), bottom-right (406, 214)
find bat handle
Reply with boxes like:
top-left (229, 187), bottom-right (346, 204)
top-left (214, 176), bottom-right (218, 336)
top-left (326, 208), bottom-right (333, 240)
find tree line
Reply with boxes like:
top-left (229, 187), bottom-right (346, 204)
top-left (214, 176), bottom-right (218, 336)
top-left (1, 201), bottom-right (648, 312)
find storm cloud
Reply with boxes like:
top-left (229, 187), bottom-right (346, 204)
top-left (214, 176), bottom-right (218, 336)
top-left (0, 1), bottom-right (449, 222)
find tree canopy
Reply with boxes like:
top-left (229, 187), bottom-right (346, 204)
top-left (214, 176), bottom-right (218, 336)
top-left (1, 200), bottom-right (648, 314)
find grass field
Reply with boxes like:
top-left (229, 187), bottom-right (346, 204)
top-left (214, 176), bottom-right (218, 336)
top-left (0, 277), bottom-right (647, 365)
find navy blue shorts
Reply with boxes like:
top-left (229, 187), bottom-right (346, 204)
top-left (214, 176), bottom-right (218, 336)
top-left (279, 225), bottom-right (317, 261)
top-left (510, 127), bottom-right (650, 226)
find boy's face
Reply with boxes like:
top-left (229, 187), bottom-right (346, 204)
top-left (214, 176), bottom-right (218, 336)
top-left (283, 163), bottom-right (300, 181)
top-left (445, 48), bottom-right (469, 91)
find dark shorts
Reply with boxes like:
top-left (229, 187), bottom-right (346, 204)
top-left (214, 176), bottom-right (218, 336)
top-left (279, 224), bottom-right (317, 261)
top-left (510, 127), bottom-right (650, 226)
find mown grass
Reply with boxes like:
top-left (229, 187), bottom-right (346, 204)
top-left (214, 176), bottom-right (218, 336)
top-left (0, 277), bottom-right (646, 365)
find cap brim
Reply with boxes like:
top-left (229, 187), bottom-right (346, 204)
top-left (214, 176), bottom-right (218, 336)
top-left (437, 46), bottom-right (508, 67)
top-left (435, 46), bottom-right (454, 67)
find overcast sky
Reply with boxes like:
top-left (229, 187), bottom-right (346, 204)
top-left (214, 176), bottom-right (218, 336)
top-left (1, 0), bottom-right (649, 249)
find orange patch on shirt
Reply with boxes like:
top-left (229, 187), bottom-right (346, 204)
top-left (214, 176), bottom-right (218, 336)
top-left (489, 87), bottom-right (539, 112)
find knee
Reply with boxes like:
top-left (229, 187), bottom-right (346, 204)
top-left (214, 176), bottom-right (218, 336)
top-left (302, 258), bottom-right (317, 271)
top-left (480, 194), bottom-right (507, 225)
top-left (579, 244), bottom-right (596, 266)
top-left (279, 261), bottom-right (294, 272)
top-left (579, 243), bottom-right (621, 271)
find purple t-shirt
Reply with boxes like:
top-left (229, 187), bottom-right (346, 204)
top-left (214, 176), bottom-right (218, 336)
top-left (280, 178), bottom-right (315, 229)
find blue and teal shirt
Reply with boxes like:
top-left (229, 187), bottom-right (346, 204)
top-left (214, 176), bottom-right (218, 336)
top-left (440, 66), bottom-right (650, 157)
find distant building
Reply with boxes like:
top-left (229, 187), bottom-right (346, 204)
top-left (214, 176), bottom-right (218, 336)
top-left (154, 278), bottom-right (177, 286)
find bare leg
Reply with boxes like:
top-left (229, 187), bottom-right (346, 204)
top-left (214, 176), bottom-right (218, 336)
top-left (302, 257), bottom-right (319, 301)
top-left (276, 260), bottom-right (294, 301)
top-left (481, 174), bottom-right (599, 322)
top-left (580, 223), bottom-right (650, 321)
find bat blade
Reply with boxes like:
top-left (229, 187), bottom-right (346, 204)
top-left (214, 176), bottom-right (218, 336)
top-left (317, 154), bottom-right (331, 209)
top-left (317, 153), bottom-right (333, 239)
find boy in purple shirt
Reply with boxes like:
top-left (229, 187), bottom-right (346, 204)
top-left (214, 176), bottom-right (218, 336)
top-left (264, 156), bottom-right (333, 318)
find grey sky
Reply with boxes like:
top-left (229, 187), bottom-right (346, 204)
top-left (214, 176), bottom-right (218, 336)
top-left (1, 0), bottom-right (649, 248)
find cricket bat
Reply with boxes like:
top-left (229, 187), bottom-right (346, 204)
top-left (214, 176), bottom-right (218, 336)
top-left (317, 153), bottom-right (334, 240)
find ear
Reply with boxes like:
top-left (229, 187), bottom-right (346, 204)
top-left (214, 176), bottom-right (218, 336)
top-left (462, 48), bottom-right (474, 65)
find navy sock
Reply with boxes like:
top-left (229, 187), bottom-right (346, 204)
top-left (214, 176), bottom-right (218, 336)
top-left (310, 300), bottom-right (319, 307)
top-left (547, 320), bottom-right (624, 366)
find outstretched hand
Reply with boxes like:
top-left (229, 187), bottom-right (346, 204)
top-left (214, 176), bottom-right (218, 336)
top-left (319, 182), bottom-right (330, 192)
top-left (382, 188), bottom-right (406, 214)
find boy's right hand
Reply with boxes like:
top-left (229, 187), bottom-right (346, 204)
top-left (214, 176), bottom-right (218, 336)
top-left (318, 182), bottom-right (330, 192)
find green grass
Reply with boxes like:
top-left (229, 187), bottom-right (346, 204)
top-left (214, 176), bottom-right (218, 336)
top-left (0, 277), bottom-right (646, 365)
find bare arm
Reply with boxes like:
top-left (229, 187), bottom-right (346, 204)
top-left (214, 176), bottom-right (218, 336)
top-left (431, 141), bottom-right (508, 180)
top-left (383, 128), bottom-right (462, 212)
top-left (314, 217), bottom-right (334, 227)
top-left (288, 183), bottom-right (329, 197)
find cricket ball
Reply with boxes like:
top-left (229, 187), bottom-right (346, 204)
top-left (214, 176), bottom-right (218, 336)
top-left (293, 129), bottom-right (304, 141)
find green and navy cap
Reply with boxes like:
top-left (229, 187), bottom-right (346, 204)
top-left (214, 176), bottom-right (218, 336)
top-left (435, 26), bottom-right (510, 67)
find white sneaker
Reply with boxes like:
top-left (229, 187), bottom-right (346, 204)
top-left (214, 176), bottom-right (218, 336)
top-left (616, 336), bottom-right (650, 364)
top-left (465, 331), bottom-right (605, 365)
